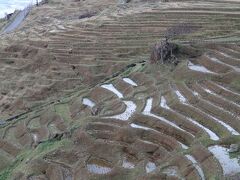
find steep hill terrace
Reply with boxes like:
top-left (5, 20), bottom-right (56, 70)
top-left (0, 0), bottom-right (240, 119)
top-left (1, 43), bottom-right (240, 179)
top-left (0, 0), bottom-right (240, 179)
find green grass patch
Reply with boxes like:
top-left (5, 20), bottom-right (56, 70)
top-left (198, 136), bottom-right (216, 147)
top-left (219, 135), bottom-right (240, 145)
top-left (230, 79), bottom-right (240, 92)
top-left (0, 138), bottom-right (71, 180)
top-left (0, 151), bottom-right (26, 180)
top-left (54, 103), bottom-right (72, 124)
top-left (229, 151), bottom-right (240, 161)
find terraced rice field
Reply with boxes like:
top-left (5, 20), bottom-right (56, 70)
top-left (0, 0), bottom-right (240, 179)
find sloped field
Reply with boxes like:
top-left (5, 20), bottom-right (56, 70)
top-left (0, 0), bottom-right (240, 179)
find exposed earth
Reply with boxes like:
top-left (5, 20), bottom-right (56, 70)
top-left (0, 0), bottom-right (240, 179)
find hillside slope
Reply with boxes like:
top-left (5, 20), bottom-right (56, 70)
top-left (0, 0), bottom-right (240, 179)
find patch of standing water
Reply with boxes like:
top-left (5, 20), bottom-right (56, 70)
top-left (130, 123), bottom-right (151, 131)
top-left (179, 142), bottom-right (189, 150)
top-left (204, 94), bottom-right (235, 117)
top-left (162, 166), bottom-right (179, 177)
top-left (101, 84), bottom-right (123, 98)
top-left (185, 88), bottom-right (239, 135)
top-left (160, 96), bottom-right (170, 109)
top-left (32, 134), bottom-right (38, 143)
top-left (194, 85), bottom-right (235, 117)
top-left (218, 52), bottom-right (232, 58)
top-left (123, 78), bottom-right (138, 86)
top-left (110, 101), bottom-right (136, 121)
top-left (185, 155), bottom-right (205, 180)
top-left (87, 159), bottom-right (112, 175)
top-left (122, 158), bottom-right (135, 169)
top-left (82, 98), bottom-right (95, 108)
top-left (204, 87), bottom-right (240, 108)
top-left (161, 91), bottom-right (219, 140)
top-left (204, 88), bottom-right (216, 95)
top-left (142, 139), bottom-right (156, 145)
top-left (190, 102), bottom-right (239, 135)
top-left (160, 95), bottom-right (219, 142)
top-left (146, 162), bottom-right (157, 173)
top-left (208, 145), bottom-right (240, 176)
top-left (87, 164), bottom-right (112, 174)
top-left (131, 122), bottom-right (189, 149)
top-left (143, 98), bottom-right (186, 132)
top-left (214, 83), bottom-right (240, 96)
top-left (207, 55), bottom-right (222, 64)
top-left (207, 55), bottom-right (240, 72)
top-left (186, 117), bottom-right (219, 141)
top-left (212, 53), bottom-right (240, 72)
top-left (175, 90), bottom-right (187, 103)
top-left (188, 61), bottom-right (215, 74)
top-left (193, 91), bottom-right (199, 96)
top-left (131, 98), bottom-right (189, 149)
top-left (143, 98), bottom-right (192, 146)
top-left (161, 93), bottom-right (220, 140)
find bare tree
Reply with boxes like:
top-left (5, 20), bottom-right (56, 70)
top-left (150, 23), bottom-right (199, 64)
